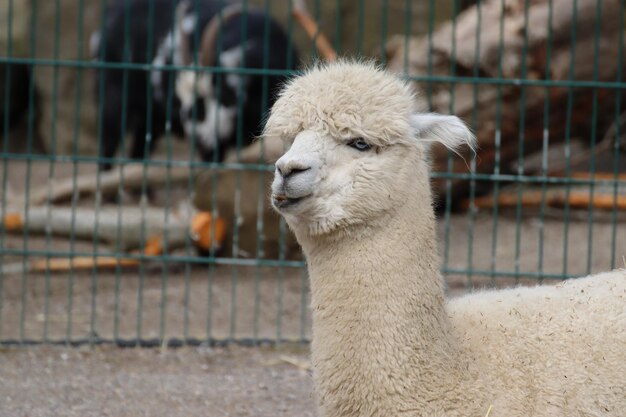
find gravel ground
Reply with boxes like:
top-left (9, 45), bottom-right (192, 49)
top-left (0, 344), bottom-right (316, 417)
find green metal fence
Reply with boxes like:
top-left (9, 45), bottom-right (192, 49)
top-left (0, 0), bottom-right (624, 347)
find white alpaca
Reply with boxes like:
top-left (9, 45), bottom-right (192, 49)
top-left (264, 61), bottom-right (626, 417)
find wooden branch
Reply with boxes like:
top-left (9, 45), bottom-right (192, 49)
top-left (561, 172), bottom-right (626, 181)
top-left (0, 256), bottom-right (141, 276)
top-left (466, 191), bottom-right (626, 211)
top-left (292, 0), bottom-right (337, 62)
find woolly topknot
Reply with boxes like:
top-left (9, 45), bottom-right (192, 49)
top-left (264, 60), bottom-right (418, 147)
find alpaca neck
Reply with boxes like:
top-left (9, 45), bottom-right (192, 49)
top-left (298, 189), bottom-right (464, 416)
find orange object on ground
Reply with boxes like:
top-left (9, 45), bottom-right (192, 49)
top-left (3, 213), bottom-right (23, 231)
top-left (191, 212), bottom-right (226, 252)
top-left (143, 235), bottom-right (163, 256)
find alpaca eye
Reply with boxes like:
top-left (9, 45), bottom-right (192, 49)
top-left (348, 138), bottom-right (372, 152)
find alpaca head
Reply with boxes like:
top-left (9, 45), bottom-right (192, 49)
top-left (265, 61), bottom-right (475, 236)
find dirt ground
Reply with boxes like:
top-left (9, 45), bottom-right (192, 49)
top-left (0, 344), bottom-right (316, 417)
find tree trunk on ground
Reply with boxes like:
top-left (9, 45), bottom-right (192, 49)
top-left (1, 204), bottom-right (219, 254)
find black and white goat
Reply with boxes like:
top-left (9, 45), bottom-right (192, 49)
top-left (171, 0), bottom-right (298, 162)
top-left (92, 0), bottom-right (298, 170)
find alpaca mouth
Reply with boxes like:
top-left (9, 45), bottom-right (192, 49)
top-left (272, 194), bottom-right (308, 209)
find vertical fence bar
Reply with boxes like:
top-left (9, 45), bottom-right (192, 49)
top-left (584, 0), bottom-right (603, 275)
top-left (235, 0), bottom-right (250, 342)
top-left (134, 0), bottom-right (160, 344)
top-left (88, 0), bottom-right (103, 346)
top-left (356, 0), bottom-right (364, 56)
top-left (489, 0), bottom-right (507, 287)
top-left (537, 0), bottom-right (555, 283)
top-left (264, 0), bottom-right (277, 344)
top-left (145, 0), bottom-right (165, 344)
top-left (562, 0), bottom-right (580, 278)
top-left (157, 0), bottom-right (181, 345)
top-left (198, 0), bottom-right (213, 343)
top-left (67, 0), bottom-right (88, 344)
top-left (402, 0), bottom-right (412, 74)
top-left (43, 0), bottom-right (63, 343)
top-left (184, 0), bottom-right (200, 344)
top-left (313, 0), bottom-right (321, 61)
top-left (465, 0), bottom-right (482, 288)
top-left (379, 0), bottom-right (388, 67)
top-left (425, 0), bottom-right (435, 109)
top-left (610, 0), bottom-right (625, 270)
top-left (334, 0), bottom-right (341, 54)
top-left (513, 0), bottom-right (531, 285)
top-left (0, 0), bottom-right (14, 342)
top-left (18, 0), bottom-right (40, 344)
top-left (254, 0), bottom-right (272, 344)
top-left (95, 0), bottom-right (111, 342)
top-left (117, 15), bottom-right (133, 342)
top-left (106, 0), bottom-right (128, 342)
top-left (112, 0), bottom-right (132, 342)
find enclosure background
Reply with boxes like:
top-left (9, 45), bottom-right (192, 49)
top-left (0, 0), bottom-right (624, 346)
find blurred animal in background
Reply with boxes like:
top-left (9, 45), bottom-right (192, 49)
top-left (91, 0), bottom-right (298, 171)
top-left (0, 63), bottom-right (45, 154)
top-left (91, 0), bottom-right (185, 171)
top-left (172, 0), bottom-right (298, 162)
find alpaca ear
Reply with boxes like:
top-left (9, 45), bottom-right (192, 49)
top-left (410, 113), bottom-right (476, 153)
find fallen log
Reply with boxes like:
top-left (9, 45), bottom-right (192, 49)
top-left (2, 204), bottom-right (225, 254)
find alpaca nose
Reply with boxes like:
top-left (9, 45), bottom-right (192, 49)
top-left (276, 160), bottom-right (311, 179)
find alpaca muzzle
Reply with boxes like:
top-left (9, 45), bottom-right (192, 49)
top-left (271, 165), bottom-right (315, 210)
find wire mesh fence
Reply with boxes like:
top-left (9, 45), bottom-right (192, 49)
top-left (0, 0), bottom-right (624, 347)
